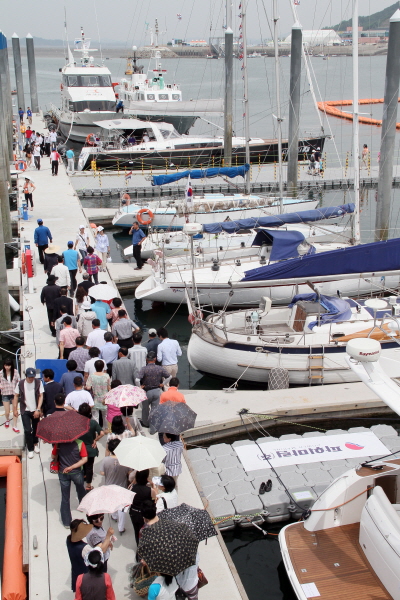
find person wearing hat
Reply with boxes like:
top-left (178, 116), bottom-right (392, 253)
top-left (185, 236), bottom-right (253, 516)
top-left (74, 225), bottom-right (90, 263)
top-left (41, 275), bottom-right (62, 336)
top-left (12, 367), bottom-right (44, 459)
top-left (77, 301), bottom-right (98, 340)
top-left (23, 176), bottom-right (36, 211)
top-left (94, 227), bottom-right (110, 272)
top-left (34, 219), bottom-right (52, 264)
top-left (43, 243), bottom-right (61, 275)
top-left (63, 241), bottom-right (82, 296)
top-left (66, 519), bottom-right (92, 592)
top-left (146, 328), bottom-right (162, 356)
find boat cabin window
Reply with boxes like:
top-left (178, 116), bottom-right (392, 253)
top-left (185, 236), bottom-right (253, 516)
top-left (160, 129), bottom-right (172, 139)
top-left (147, 94), bottom-right (156, 101)
top-left (67, 75), bottom-right (112, 87)
top-left (158, 94), bottom-right (169, 100)
top-left (172, 94), bottom-right (181, 100)
top-left (139, 93), bottom-right (145, 101)
top-left (70, 100), bottom-right (116, 112)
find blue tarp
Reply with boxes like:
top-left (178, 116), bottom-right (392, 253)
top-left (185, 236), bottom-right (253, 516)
top-left (202, 204), bottom-right (355, 234)
top-left (242, 238), bottom-right (400, 282)
top-left (252, 229), bottom-right (316, 261)
top-left (152, 165), bottom-right (250, 186)
top-left (288, 293), bottom-right (352, 330)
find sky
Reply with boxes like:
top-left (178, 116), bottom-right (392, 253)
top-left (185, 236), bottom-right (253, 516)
top-left (1, 0), bottom-right (398, 44)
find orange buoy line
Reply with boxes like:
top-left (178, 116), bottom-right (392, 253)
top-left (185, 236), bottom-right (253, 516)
top-left (318, 98), bottom-right (400, 129)
top-left (1, 456), bottom-right (27, 600)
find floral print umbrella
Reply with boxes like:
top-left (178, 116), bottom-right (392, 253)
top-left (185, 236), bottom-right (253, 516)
top-left (104, 384), bottom-right (147, 408)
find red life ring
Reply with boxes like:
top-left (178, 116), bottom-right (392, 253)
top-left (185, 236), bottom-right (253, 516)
top-left (15, 160), bottom-right (27, 172)
top-left (86, 134), bottom-right (96, 146)
top-left (188, 309), bottom-right (203, 325)
top-left (137, 208), bottom-right (154, 225)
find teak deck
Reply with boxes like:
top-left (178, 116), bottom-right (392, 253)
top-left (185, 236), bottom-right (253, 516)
top-left (285, 522), bottom-right (392, 600)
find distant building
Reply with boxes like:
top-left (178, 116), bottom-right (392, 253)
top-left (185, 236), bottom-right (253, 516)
top-left (189, 40), bottom-right (208, 47)
top-left (284, 29), bottom-right (343, 47)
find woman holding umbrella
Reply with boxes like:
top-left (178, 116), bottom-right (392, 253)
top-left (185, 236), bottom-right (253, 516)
top-left (78, 403), bottom-right (105, 491)
top-left (86, 361), bottom-right (111, 424)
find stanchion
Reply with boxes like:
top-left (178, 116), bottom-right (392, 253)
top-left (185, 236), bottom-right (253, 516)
top-left (344, 151), bottom-right (349, 177)
top-left (274, 161), bottom-right (277, 180)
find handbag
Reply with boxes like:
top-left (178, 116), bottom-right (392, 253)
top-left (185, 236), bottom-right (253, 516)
top-left (50, 459), bottom-right (59, 474)
top-left (132, 564), bottom-right (159, 597)
top-left (197, 567), bottom-right (208, 589)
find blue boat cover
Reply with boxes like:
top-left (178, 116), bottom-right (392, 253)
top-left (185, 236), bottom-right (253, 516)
top-left (202, 204), bottom-right (355, 234)
top-left (242, 238), bottom-right (400, 282)
top-left (152, 165), bottom-right (249, 186)
top-left (252, 229), bottom-right (316, 261)
top-left (288, 293), bottom-right (352, 330)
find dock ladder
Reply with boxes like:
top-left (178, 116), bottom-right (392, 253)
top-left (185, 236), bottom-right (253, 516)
top-left (308, 352), bottom-right (325, 385)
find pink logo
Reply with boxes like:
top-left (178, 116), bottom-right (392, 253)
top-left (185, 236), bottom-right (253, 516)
top-left (345, 442), bottom-right (364, 450)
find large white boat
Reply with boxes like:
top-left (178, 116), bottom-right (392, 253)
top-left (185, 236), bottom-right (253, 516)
top-left (186, 294), bottom-right (400, 386)
top-left (50, 28), bottom-right (118, 143)
top-left (117, 21), bottom-right (223, 135)
top-left (134, 237), bottom-right (400, 307)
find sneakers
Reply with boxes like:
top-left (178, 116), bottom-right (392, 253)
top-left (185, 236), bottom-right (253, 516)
top-left (265, 479), bottom-right (272, 492)
top-left (13, 426), bottom-right (20, 433)
top-left (34, 445), bottom-right (40, 454)
top-left (4, 420), bottom-right (9, 428)
top-left (259, 482), bottom-right (266, 495)
top-left (28, 451), bottom-right (34, 459)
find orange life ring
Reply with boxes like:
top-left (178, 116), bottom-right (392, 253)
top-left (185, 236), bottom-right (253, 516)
top-left (86, 133), bottom-right (96, 146)
top-left (137, 208), bottom-right (154, 225)
top-left (89, 222), bottom-right (97, 229)
top-left (21, 253), bottom-right (26, 275)
top-left (188, 309), bottom-right (203, 325)
top-left (15, 160), bottom-right (27, 172)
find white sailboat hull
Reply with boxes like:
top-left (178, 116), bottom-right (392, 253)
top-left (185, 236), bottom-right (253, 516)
top-left (135, 273), bottom-right (400, 307)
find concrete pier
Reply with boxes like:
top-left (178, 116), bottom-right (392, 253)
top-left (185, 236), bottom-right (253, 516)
top-left (8, 112), bottom-right (246, 600)
top-left (11, 33), bottom-right (25, 112)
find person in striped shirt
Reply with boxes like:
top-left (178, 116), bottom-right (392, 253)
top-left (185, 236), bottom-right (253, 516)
top-left (162, 433), bottom-right (183, 489)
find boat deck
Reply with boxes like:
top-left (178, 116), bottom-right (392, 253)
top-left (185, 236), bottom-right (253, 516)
top-left (284, 522), bottom-right (392, 600)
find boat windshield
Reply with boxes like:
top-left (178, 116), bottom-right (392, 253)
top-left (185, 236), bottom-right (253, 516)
top-left (159, 129), bottom-right (181, 140)
top-left (66, 74), bottom-right (112, 87)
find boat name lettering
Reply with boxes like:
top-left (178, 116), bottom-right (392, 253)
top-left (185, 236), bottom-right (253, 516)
top-left (275, 446), bottom-right (342, 458)
top-left (359, 351), bottom-right (379, 356)
top-left (171, 288), bottom-right (183, 293)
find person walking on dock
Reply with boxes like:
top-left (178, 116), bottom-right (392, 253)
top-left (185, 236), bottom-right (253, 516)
top-left (69, 338), bottom-right (90, 377)
top-left (128, 332), bottom-right (147, 374)
top-left (129, 222), bottom-right (146, 270)
top-left (23, 177), bottom-right (36, 211)
top-left (18, 107), bottom-right (24, 123)
top-left (59, 316), bottom-right (80, 360)
top-left (95, 227), bottom-right (110, 271)
top-left (13, 368), bottom-right (44, 459)
top-left (157, 328), bottom-right (182, 379)
top-left (42, 369), bottom-right (63, 416)
top-left (100, 333), bottom-right (120, 376)
top-left (53, 287), bottom-right (74, 318)
top-left (63, 241), bottom-right (82, 295)
top-left (111, 348), bottom-right (137, 385)
top-left (25, 126), bottom-right (33, 142)
top-left (111, 309), bottom-right (139, 348)
top-left (77, 301), bottom-right (97, 339)
top-left (160, 378), bottom-right (186, 404)
top-left (44, 132), bottom-right (51, 157)
top-left (41, 274), bottom-right (61, 336)
top-left (49, 129), bottom-right (57, 147)
top-left (146, 328), bottom-right (162, 356)
top-left (53, 437), bottom-right (88, 527)
top-left (83, 246), bottom-right (102, 285)
top-left (100, 438), bottom-right (132, 533)
top-left (65, 377), bottom-right (94, 412)
top-left (44, 243), bottom-right (61, 275)
top-left (74, 225), bottom-right (90, 262)
top-left (362, 143), bottom-right (369, 168)
top-left (86, 321), bottom-right (107, 350)
top-left (138, 351), bottom-right (170, 428)
top-left (33, 143), bottom-right (41, 170)
top-left (0, 359), bottom-right (20, 431)
top-left (50, 147), bottom-right (61, 176)
top-left (55, 306), bottom-right (77, 346)
top-left (51, 256), bottom-right (71, 290)
top-left (162, 433), bottom-right (183, 489)
top-left (34, 218), bottom-right (52, 264)
top-left (92, 299), bottom-right (111, 330)
top-left (66, 148), bottom-right (75, 173)
top-left (26, 107), bottom-right (32, 124)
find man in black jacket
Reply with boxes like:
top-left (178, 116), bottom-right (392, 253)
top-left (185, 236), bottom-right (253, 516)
top-left (53, 287), bottom-right (74, 319)
top-left (42, 369), bottom-right (63, 416)
top-left (40, 275), bottom-right (61, 336)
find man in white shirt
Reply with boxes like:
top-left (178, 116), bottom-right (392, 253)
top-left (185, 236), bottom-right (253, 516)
top-left (65, 377), bottom-right (94, 411)
top-left (51, 256), bottom-right (71, 290)
top-left (84, 348), bottom-right (106, 383)
top-left (156, 327), bottom-right (182, 379)
top-left (86, 320), bottom-right (107, 349)
top-left (74, 225), bottom-right (90, 262)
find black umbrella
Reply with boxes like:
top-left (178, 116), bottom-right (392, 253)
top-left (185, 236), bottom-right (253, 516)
top-left (149, 401), bottom-right (197, 435)
top-left (138, 520), bottom-right (199, 576)
top-left (158, 503), bottom-right (217, 542)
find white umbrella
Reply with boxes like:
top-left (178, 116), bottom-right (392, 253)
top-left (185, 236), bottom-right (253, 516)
top-left (89, 283), bottom-right (118, 301)
top-left (114, 436), bottom-right (166, 471)
top-left (77, 485), bottom-right (135, 515)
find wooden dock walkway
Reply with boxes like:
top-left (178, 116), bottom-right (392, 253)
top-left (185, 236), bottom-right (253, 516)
top-left (12, 113), bottom-right (246, 600)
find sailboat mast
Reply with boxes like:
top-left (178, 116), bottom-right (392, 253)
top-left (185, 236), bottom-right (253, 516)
top-left (352, 0), bottom-right (361, 244)
top-left (224, 1), bottom-right (233, 167)
top-left (241, 0), bottom-right (251, 194)
top-left (273, 0), bottom-right (284, 211)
